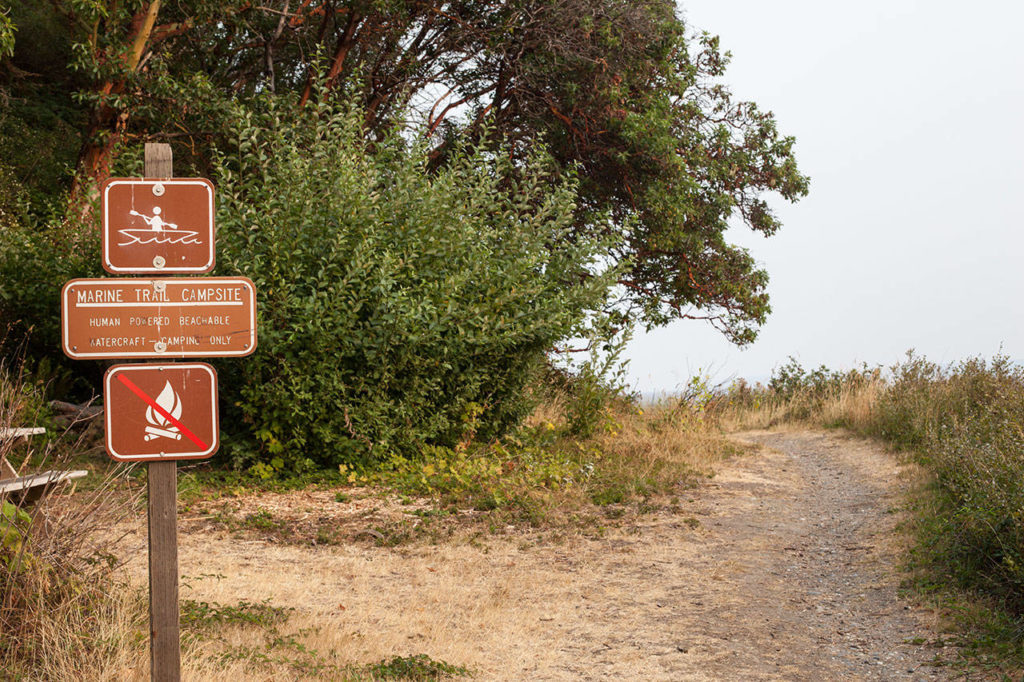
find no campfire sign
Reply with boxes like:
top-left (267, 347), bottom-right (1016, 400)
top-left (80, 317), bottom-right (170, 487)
top-left (102, 178), bottom-right (215, 274)
top-left (104, 363), bottom-right (219, 462)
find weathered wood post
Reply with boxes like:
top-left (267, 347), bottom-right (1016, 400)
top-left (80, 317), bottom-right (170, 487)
top-left (144, 142), bottom-right (182, 682)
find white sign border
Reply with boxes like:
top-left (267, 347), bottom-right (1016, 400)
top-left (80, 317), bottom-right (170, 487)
top-left (104, 362), bottom-right (219, 462)
top-left (102, 178), bottom-right (216, 274)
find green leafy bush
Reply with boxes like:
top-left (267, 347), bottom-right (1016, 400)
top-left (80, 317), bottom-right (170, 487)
top-left (0, 211), bottom-right (102, 367)
top-left (0, 500), bottom-right (33, 572)
top-left (768, 356), bottom-right (878, 403)
top-left (212, 98), bottom-right (617, 470)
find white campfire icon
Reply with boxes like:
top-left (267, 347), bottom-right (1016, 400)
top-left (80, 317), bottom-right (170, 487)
top-left (144, 381), bottom-right (183, 441)
top-left (118, 205), bottom-right (202, 247)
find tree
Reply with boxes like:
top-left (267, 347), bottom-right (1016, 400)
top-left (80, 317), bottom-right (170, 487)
top-left (1, 0), bottom-right (807, 343)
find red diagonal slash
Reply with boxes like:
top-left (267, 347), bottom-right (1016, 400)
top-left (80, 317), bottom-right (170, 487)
top-left (116, 373), bottom-right (209, 450)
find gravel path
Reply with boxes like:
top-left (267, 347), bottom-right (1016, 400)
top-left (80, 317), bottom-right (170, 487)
top-left (663, 429), bottom-right (954, 680)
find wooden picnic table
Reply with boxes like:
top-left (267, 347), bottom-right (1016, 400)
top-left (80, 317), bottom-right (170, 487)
top-left (0, 427), bottom-right (87, 506)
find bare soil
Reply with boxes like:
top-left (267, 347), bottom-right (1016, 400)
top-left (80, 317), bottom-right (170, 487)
top-left (118, 429), bottom-right (957, 680)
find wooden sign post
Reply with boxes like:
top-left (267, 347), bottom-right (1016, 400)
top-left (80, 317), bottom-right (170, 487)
top-left (144, 144), bottom-right (181, 682)
top-left (59, 143), bottom-right (257, 680)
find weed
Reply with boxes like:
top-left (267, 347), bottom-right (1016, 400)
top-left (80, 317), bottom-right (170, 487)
top-left (183, 597), bottom-right (342, 676)
top-left (367, 653), bottom-right (470, 680)
top-left (242, 508), bottom-right (278, 531)
top-left (315, 525), bottom-right (338, 545)
top-left (591, 486), bottom-right (626, 506)
top-left (366, 393), bottom-right (727, 537)
top-left (181, 598), bottom-right (292, 631)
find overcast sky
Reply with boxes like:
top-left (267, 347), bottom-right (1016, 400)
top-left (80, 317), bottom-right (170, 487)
top-left (625, 0), bottom-right (1024, 394)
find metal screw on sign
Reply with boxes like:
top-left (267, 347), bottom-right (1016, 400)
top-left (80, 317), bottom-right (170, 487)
top-left (152, 182), bottom-right (165, 196)
top-left (153, 256), bottom-right (166, 269)
top-left (154, 281), bottom-right (166, 293)
top-left (154, 341), bottom-right (167, 354)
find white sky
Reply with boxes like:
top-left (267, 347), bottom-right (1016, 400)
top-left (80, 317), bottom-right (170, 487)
top-left (625, 0), bottom-right (1024, 393)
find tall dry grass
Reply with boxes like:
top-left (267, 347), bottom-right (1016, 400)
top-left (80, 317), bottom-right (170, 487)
top-left (717, 377), bottom-right (885, 433)
top-left (0, 352), bottom-right (147, 679)
top-left (714, 359), bottom-right (885, 433)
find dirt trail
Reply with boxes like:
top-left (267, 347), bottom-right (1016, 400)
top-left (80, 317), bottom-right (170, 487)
top-left (126, 430), bottom-right (954, 680)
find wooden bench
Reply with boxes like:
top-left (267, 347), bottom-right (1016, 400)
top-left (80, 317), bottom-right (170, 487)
top-left (0, 427), bottom-right (88, 506)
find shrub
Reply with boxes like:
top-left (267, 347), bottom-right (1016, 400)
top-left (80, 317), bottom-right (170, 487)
top-left (718, 357), bottom-right (881, 429)
top-left (211, 98), bottom-right (617, 470)
top-left (0, 210), bottom-right (102, 372)
top-left (877, 354), bottom-right (1024, 615)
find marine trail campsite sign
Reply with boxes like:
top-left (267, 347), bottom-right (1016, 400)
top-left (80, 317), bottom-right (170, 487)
top-left (60, 277), bottom-right (257, 359)
top-left (102, 178), bottom-right (215, 274)
top-left (104, 363), bottom-right (219, 462)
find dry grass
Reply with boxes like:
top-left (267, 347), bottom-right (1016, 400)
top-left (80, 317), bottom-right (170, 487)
top-left (717, 379), bottom-right (885, 433)
top-left (110, 510), bottom-right (712, 681)
top-left (591, 402), bottom-right (729, 479)
top-left (0, 350), bottom-right (147, 680)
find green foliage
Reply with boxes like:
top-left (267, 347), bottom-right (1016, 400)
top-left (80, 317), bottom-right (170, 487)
top-left (0, 8), bottom-right (14, 59)
top-left (725, 356), bottom-right (881, 426)
top-left (4, 0), bottom-right (805, 344)
top-left (0, 3), bottom-right (84, 215)
top-left (768, 356), bottom-right (876, 401)
top-left (0, 500), bottom-right (32, 572)
top-left (559, 326), bottom-right (635, 438)
top-left (181, 598), bottom-right (292, 631)
top-left (369, 395), bottom-right (711, 530)
top-left (367, 654), bottom-right (469, 680)
top-left (0, 215), bottom-right (103, 366)
top-left (212, 97), bottom-right (617, 470)
top-left (372, 432), bottom-right (584, 523)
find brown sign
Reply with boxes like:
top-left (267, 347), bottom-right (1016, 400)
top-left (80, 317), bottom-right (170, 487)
top-left (61, 277), bottom-right (257, 359)
top-left (102, 178), bottom-right (215, 274)
top-left (104, 363), bottom-right (219, 461)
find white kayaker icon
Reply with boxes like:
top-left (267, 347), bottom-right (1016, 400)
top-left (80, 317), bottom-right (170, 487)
top-left (119, 206), bottom-right (200, 246)
top-left (130, 206), bottom-right (179, 232)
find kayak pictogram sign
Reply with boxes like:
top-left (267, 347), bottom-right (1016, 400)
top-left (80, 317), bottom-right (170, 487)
top-left (102, 178), bottom-right (215, 273)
